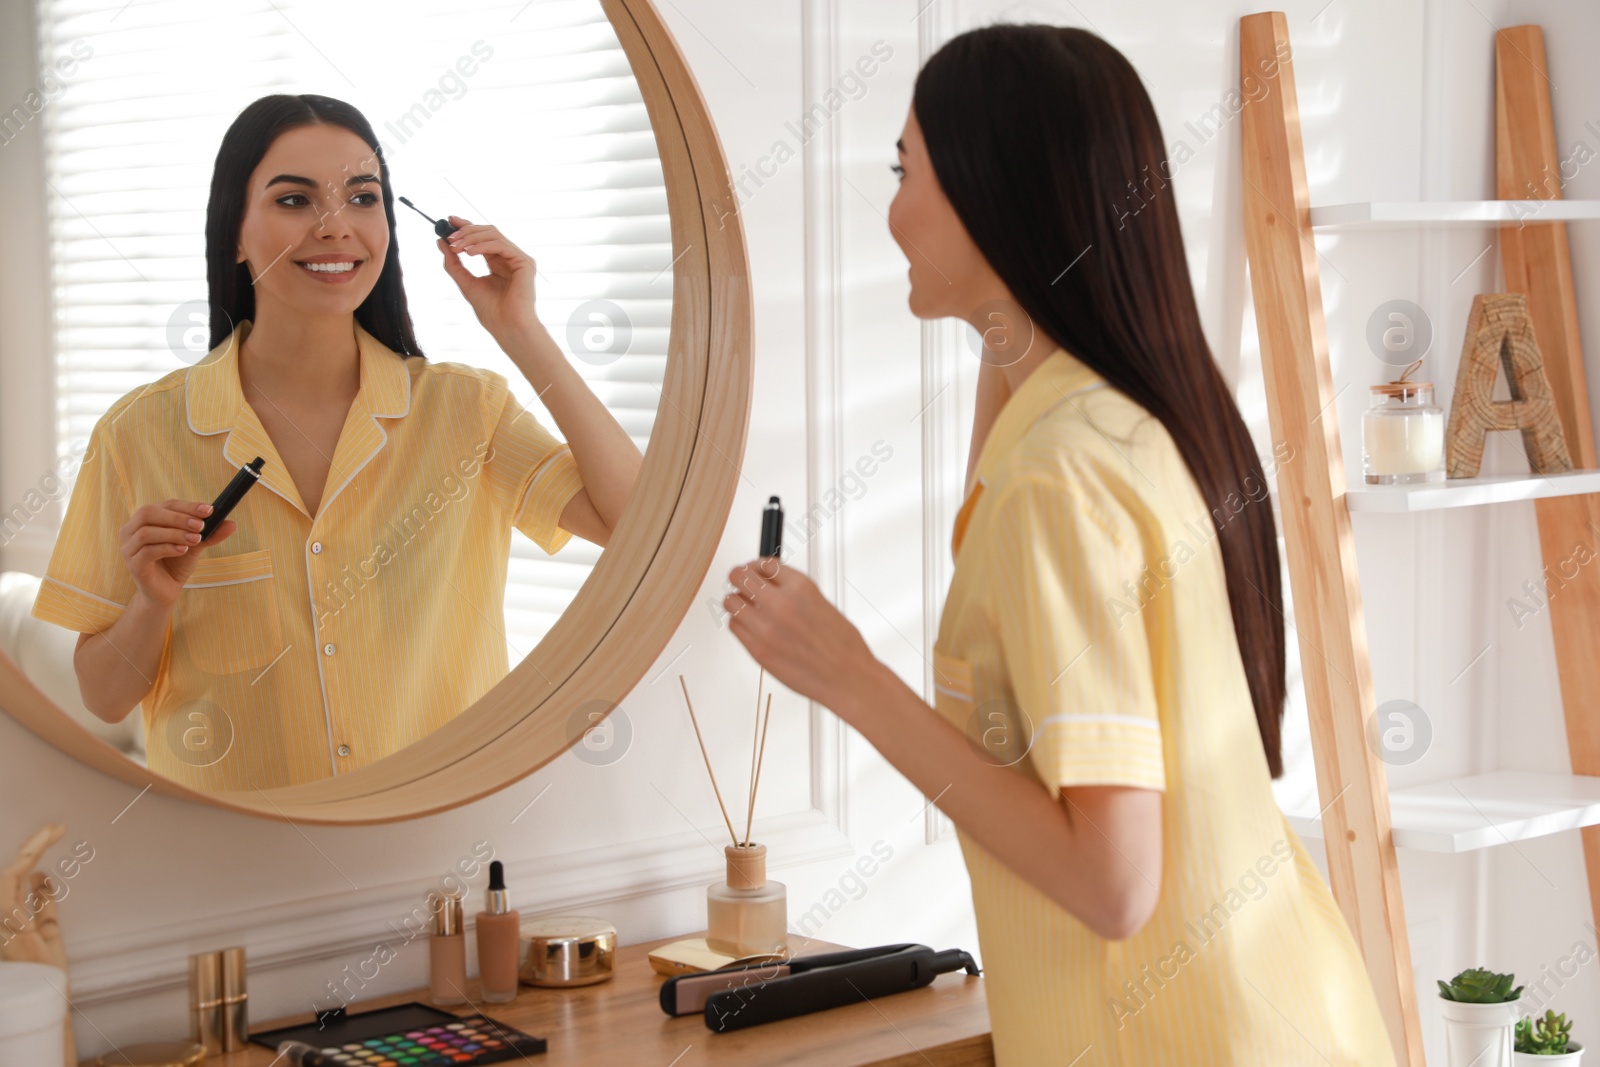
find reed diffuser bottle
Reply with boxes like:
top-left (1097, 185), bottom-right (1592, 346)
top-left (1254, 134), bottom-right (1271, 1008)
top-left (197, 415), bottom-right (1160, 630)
top-left (680, 666), bottom-right (787, 957)
top-left (707, 842), bottom-right (786, 956)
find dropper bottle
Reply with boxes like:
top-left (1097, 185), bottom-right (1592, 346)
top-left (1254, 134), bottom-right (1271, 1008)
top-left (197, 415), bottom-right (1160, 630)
top-left (474, 860), bottom-right (520, 1003)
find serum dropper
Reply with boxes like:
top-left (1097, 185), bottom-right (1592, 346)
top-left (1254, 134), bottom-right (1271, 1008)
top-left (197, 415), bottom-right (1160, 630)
top-left (474, 860), bottom-right (521, 1003)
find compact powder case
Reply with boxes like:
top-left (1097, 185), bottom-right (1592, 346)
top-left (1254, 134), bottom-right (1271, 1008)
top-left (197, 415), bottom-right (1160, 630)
top-left (517, 915), bottom-right (617, 987)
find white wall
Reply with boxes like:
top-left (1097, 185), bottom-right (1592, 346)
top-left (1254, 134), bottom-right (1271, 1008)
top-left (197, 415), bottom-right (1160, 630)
top-left (4, 0), bottom-right (1600, 1061)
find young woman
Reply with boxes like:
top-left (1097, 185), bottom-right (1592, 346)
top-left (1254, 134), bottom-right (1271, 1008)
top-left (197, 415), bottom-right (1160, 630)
top-left (724, 25), bottom-right (1396, 1066)
top-left (32, 95), bottom-right (641, 792)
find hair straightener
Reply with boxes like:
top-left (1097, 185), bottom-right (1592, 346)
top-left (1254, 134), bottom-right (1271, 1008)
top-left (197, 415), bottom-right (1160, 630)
top-left (659, 942), bottom-right (980, 1032)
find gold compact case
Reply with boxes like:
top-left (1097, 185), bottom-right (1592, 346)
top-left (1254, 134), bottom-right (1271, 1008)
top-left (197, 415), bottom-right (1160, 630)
top-left (646, 936), bottom-right (786, 977)
top-left (93, 1041), bottom-right (207, 1066)
top-left (517, 915), bottom-right (617, 987)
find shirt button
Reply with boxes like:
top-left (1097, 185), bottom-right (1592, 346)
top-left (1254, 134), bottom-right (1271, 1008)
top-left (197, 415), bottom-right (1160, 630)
top-left (337, 744), bottom-right (351, 757)
top-left (324, 643), bottom-right (336, 656)
top-left (311, 541), bottom-right (323, 554)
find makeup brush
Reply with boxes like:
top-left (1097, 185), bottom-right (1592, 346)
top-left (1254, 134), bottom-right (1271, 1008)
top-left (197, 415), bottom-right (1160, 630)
top-left (679, 675), bottom-right (739, 847)
top-left (398, 196), bottom-right (459, 239)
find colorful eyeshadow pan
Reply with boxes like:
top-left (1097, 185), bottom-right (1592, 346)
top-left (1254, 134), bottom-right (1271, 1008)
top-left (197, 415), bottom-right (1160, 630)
top-left (252, 1004), bottom-right (546, 1064)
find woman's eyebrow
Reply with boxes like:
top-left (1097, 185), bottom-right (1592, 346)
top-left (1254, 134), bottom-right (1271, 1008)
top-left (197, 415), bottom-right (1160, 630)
top-left (265, 173), bottom-right (383, 189)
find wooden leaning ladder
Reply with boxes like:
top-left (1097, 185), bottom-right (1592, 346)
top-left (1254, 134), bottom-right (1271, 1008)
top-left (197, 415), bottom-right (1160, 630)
top-left (1238, 12), bottom-right (1600, 1066)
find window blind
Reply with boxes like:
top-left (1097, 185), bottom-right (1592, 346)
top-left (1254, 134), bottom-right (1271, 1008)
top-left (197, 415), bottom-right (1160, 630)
top-left (37, 0), bottom-right (671, 658)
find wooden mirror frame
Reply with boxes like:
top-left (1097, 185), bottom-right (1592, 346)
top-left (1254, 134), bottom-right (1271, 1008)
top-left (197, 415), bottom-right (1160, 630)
top-left (0, 0), bottom-right (751, 825)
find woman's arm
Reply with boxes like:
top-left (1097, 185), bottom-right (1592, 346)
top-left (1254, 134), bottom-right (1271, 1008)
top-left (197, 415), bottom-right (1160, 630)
top-left (73, 593), bottom-right (172, 723)
top-left (723, 560), bottom-right (1164, 939)
top-left (433, 220), bottom-right (642, 543)
top-left (839, 657), bottom-right (1163, 940)
top-left (496, 322), bottom-right (642, 543)
top-left (71, 499), bottom-right (234, 723)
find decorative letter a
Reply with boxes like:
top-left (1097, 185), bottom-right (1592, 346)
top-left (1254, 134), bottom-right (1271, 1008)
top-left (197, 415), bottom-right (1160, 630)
top-left (1445, 292), bottom-right (1573, 478)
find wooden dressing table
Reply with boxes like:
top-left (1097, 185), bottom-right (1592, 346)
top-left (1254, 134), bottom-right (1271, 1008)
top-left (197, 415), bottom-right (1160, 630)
top-left (82, 934), bottom-right (993, 1066)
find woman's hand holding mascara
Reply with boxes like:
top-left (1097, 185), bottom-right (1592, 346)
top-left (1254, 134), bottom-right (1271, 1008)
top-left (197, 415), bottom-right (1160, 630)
top-left (72, 501), bottom-right (236, 725)
top-left (723, 559), bottom-right (883, 717)
top-left (437, 215), bottom-right (541, 341)
top-left (120, 500), bottom-right (236, 609)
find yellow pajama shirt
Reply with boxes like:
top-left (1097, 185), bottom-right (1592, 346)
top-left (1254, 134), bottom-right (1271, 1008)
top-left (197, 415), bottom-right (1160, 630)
top-left (931, 346), bottom-right (1395, 1065)
top-left (32, 318), bottom-right (585, 791)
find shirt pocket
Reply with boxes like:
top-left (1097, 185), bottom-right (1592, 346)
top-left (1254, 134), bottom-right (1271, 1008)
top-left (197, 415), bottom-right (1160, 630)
top-left (931, 646), bottom-right (975, 728)
top-left (177, 549), bottom-right (285, 675)
top-left (934, 645), bottom-right (1033, 768)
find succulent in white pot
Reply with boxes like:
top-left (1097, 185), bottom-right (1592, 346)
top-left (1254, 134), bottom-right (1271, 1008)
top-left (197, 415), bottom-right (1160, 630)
top-left (1439, 968), bottom-right (1524, 1067)
top-left (1515, 1009), bottom-right (1584, 1064)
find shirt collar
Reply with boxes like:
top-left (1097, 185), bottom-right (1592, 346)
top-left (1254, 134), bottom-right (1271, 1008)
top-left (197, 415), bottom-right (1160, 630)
top-left (185, 317), bottom-right (413, 520)
top-left (966, 345), bottom-right (1102, 497)
top-left (187, 318), bottom-right (411, 434)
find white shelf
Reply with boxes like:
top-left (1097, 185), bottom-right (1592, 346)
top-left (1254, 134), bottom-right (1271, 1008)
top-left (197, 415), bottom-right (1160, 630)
top-left (1310, 200), bottom-right (1600, 228)
top-left (1345, 469), bottom-right (1600, 512)
top-left (1285, 771), bottom-right (1600, 853)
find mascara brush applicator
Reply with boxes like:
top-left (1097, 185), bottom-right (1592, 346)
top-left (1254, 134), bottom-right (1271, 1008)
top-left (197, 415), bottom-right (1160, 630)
top-left (398, 196), bottom-right (459, 239)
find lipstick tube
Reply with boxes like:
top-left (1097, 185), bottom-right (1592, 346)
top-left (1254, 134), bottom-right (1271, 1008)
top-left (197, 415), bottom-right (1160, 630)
top-left (220, 945), bottom-right (248, 1051)
top-left (188, 950), bottom-right (224, 1053)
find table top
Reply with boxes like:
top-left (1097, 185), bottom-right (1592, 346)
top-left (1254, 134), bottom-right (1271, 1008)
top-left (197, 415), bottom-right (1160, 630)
top-left (86, 933), bottom-right (993, 1067)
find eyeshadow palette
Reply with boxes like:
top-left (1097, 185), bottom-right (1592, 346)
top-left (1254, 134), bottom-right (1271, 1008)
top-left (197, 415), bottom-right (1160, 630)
top-left (251, 1002), bottom-right (546, 1064)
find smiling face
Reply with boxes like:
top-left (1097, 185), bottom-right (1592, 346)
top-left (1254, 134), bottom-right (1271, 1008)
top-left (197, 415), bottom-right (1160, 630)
top-left (886, 106), bottom-right (1007, 323)
top-left (234, 123), bottom-right (389, 322)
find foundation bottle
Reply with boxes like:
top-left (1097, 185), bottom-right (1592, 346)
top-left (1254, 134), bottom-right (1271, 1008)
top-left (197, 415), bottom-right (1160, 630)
top-left (428, 891), bottom-right (467, 1006)
top-left (474, 861), bottom-right (520, 1003)
top-left (706, 843), bottom-right (787, 957)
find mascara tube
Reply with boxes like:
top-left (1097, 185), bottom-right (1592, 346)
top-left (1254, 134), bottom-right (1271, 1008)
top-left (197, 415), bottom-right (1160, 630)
top-left (759, 496), bottom-right (783, 557)
top-left (200, 456), bottom-right (265, 540)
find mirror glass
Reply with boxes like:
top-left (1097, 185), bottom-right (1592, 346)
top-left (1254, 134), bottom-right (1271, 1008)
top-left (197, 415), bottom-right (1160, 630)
top-left (21, 0), bottom-right (668, 792)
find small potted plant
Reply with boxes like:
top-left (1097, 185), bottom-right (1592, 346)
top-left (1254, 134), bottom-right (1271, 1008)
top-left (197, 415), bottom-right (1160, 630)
top-left (1439, 968), bottom-right (1524, 1067)
top-left (1516, 1009), bottom-right (1584, 1063)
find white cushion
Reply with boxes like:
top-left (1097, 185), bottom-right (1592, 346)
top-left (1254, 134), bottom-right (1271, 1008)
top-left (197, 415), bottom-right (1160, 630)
top-left (0, 572), bottom-right (145, 760)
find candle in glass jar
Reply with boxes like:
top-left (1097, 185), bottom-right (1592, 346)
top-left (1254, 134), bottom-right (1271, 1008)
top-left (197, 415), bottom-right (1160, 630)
top-left (1363, 379), bottom-right (1445, 484)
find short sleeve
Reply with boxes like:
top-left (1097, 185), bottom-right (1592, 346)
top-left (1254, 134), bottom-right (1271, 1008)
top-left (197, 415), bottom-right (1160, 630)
top-left (31, 418), bottom-right (138, 633)
top-left (991, 475), bottom-right (1165, 792)
top-left (480, 379), bottom-right (586, 555)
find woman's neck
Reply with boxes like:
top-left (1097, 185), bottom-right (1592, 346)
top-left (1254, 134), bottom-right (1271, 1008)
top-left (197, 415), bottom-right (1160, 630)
top-left (239, 310), bottom-right (362, 406)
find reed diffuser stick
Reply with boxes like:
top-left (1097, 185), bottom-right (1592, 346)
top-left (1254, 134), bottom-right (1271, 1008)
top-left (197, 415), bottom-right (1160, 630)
top-left (678, 674), bottom-right (739, 847)
top-left (745, 667), bottom-right (765, 843)
top-left (744, 693), bottom-right (773, 847)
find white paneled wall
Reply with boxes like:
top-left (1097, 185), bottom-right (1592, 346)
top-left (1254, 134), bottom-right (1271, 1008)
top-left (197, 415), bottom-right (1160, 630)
top-left (2, 0), bottom-right (1599, 1060)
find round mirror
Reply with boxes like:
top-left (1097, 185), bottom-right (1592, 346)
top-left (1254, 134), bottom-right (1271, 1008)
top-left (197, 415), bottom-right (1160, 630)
top-left (0, 0), bottom-right (750, 823)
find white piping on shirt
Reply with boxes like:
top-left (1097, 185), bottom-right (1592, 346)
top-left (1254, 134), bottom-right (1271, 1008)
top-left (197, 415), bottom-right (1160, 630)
top-left (41, 576), bottom-right (126, 608)
top-left (1037, 713), bottom-right (1160, 730)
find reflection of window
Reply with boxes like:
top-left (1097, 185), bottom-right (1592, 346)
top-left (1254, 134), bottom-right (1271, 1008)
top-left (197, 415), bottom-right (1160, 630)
top-left (38, 0), bottom-right (670, 658)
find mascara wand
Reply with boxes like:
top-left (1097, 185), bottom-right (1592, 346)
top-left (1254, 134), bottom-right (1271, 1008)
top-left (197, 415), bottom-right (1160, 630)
top-left (398, 196), bottom-right (459, 238)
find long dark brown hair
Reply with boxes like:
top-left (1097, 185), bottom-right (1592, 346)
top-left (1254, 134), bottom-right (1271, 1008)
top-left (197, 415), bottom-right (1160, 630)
top-left (204, 94), bottom-right (423, 358)
top-left (915, 24), bottom-right (1287, 776)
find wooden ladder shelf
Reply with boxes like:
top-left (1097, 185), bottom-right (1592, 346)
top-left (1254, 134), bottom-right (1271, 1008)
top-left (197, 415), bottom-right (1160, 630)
top-left (1239, 12), bottom-right (1600, 1066)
